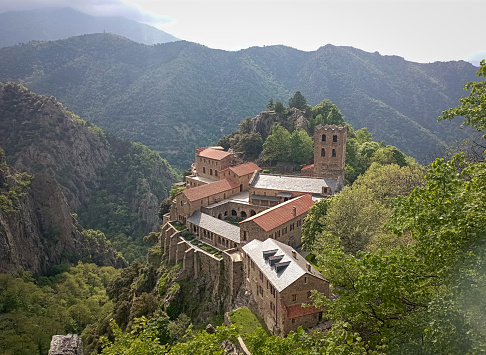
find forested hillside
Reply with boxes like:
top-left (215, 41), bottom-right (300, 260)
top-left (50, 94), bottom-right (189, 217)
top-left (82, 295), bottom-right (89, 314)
top-left (0, 83), bottom-right (179, 262)
top-left (0, 33), bottom-right (478, 167)
top-left (0, 8), bottom-right (179, 48)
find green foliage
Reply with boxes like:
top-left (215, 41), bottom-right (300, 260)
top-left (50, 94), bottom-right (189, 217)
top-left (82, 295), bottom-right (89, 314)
top-left (0, 263), bottom-right (120, 355)
top-left (310, 99), bottom-right (345, 132)
top-left (439, 59), bottom-right (486, 135)
top-left (304, 163), bottom-right (424, 254)
top-left (262, 125), bottom-right (292, 162)
top-left (289, 129), bottom-right (314, 164)
top-left (311, 155), bottom-right (486, 353)
top-left (0, 159), bottom-right (32, 212)
top-left (289, 91), bottom-right (307, 110)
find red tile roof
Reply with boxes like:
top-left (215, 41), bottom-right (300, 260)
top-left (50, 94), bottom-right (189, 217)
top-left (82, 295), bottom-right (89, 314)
top-left (197, 147), bottom-right (232, 161)
top-left (283, 302), bottom-right (322, 319)
top-left (221, 162), bottom-right (262, 177)
top-left (301, 164), bottom-right (314, 170)
top-left (183, 178), bottom-right (239, 202)
top-left (241, 194), bottom-right (314, 231)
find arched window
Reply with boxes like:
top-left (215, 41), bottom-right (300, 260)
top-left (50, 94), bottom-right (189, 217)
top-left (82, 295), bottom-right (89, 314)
top-left (321, 134), bottom-right (326, 142)
top-left (332, 149), bottom-right (336, 157)
top-left (321, 148), bottom-right (326, 157)
top-left (333, 135), bottom-right (338, 142)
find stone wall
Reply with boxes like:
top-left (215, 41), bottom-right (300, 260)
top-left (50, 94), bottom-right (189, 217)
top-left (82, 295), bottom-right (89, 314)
top-left (161, 222), bottom-right (245, 316)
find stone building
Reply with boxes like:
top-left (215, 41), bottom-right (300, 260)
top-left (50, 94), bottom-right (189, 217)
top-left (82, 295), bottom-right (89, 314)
top-left (187, 210), bottom-right (241, 250)
top-left (239, 194), bottom-right (314, 248)
top-left (242, 238), bottom-right (330, 336)
top-left (170, 178), bottom-right (241, 223)
top-left (163, 125), bottom-right (347, 336)
top-left (301, 124), bottom-right (347, 187)
top-left (248, 171), bottom-right (335, 206)
top-left (186, 147), bottom-right (233, 188)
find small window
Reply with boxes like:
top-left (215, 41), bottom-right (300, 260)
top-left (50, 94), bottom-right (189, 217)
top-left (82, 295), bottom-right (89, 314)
top-left (333, 135), bottom-right (338, 142)
top-left (215, 170), bottom-right (218, 177)
top-left (203, 167), bottom-right (206, 173)
top-left (321, 148), bottom-right (325, 157)
top-left (292, 294), bottom-right (297, 301)
top-left (304, 276), bottom-right (308, 284)
top-left (210, 169), bottom-right (213, 175)
top-left (321, 134), bottom-right (326, 142)
top-left (332, 149), bottom-right (336, 157)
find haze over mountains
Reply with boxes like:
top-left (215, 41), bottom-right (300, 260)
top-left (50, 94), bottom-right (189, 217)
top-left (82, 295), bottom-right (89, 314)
top-left (0, 8), bottom-right (179, 48)
top-left (0, 32), bottom-right (478, 167)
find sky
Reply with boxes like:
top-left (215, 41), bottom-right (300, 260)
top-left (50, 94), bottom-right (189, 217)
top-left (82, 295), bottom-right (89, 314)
top-left (0, 0), bottom-right (485, 65)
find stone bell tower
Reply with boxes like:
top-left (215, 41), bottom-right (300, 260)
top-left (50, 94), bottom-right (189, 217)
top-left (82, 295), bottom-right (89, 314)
top-left (313, 124), bottom-right (347, 183)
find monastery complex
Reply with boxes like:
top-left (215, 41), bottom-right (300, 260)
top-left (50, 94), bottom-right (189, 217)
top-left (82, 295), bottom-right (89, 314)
top-left (161, 124), bottom-right (347, 336)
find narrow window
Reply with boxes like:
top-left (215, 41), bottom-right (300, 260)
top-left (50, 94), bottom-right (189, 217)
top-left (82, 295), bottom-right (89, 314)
top-left (321, 148), bottom-right (325, 157)
top-left (210, 169), bottom-right (213, 175)
top-left (332, 149), bottom-right (336, 157)
top-left (321, 134), bottom-right (326, 142)
top-left (333, 134), bottom-right (338, 142)
top-left (292, 294), bottom-right (297, 301)
top-left (203, 167), bottom-right (206, 173)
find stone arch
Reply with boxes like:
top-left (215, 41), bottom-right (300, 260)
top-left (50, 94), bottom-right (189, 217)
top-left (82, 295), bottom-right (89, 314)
top-left (240, 211), bottom-right (247, 218)
top-left (250, 210), bottom-right (256, 216)
top-left (218, 213), bottom-right (222, 219)
top-left (231, 209), bottom-right (237, 216)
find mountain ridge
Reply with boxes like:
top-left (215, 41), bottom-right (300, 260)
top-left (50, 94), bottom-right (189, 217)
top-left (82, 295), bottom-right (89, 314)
top-left (0, 7), bottom-right (179, 48)
top-left (0, 34), bottom-right (479, 168)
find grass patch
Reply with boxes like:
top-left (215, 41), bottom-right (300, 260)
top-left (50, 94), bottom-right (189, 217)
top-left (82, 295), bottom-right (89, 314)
top-left (172, 221), bottom-right (187, 231)
top-left (229, 307), bottom-right (268, 335)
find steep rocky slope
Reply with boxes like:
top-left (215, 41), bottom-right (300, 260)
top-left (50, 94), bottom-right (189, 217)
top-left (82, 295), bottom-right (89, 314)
top-left (0, 148), bottom-right (127, 274)
top-left (0, 82), bottom-right (178, 247)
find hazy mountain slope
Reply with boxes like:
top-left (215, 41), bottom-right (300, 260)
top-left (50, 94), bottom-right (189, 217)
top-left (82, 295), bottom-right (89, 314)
top-left (0, 34), bottom-right (478, 167)
top-left (0, 149), bottom-right (127, 275)
top-left (0, 82), bottom-right (178, 242)
top-left (0, 7), bottom-right (179, 48)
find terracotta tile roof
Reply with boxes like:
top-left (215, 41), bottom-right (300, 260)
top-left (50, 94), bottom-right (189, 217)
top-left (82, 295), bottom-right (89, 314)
top-left (301, 164), bottom-right (314, 170)
top-left (283, 303), bottom-right (322, 319)
top-left (183, 178), bottom-right (239, 202)
top-left (221, 162), bottom-right (262, 176)
top-left (197, 147), bottom-right (232, 161)
top-left (241, 194), bottom-right (314, 231)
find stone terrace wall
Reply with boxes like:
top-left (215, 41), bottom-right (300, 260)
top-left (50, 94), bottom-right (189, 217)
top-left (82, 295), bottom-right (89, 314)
top-left (160, 222), bottom-right (244, 315)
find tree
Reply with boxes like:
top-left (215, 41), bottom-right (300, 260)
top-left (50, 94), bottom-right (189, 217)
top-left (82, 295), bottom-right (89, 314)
top-left (289, 129), bottom-right (313, 164)
top-left (235, 133), bottom-right (263, 160)
top-left (311, 156), bottom-right (486, 353)
top-left (262, 125), bottom-right (291, 162)
top-left (274, 101), bottom-right (285, 114)
top-left (288, 91), bottom-right (307, 110)
top-left (439, 60), bottom-right (486, 134)
top-left (266, 98), bottom-right (275, 110)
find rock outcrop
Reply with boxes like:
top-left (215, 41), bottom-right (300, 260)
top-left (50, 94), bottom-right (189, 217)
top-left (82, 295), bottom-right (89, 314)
top-left (0, 82), bottom-right (178, 241)
top-left (249, 107), bottom-right (309, 140)
top-left (0, 158), bottom-right (126, 274)
top-left (48, 334), bottom-right (83, 355)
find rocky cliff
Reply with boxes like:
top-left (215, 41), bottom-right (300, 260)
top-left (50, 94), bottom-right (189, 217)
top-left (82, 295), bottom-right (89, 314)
top-left (0, 150), bottom-right (126, 274)
top-left (0, 82), bottom-right (178, 239)
top-left (0, 82), bottom-right (179, 273)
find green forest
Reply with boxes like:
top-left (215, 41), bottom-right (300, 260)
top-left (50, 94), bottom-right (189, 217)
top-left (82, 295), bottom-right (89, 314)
top-left (0, 33), bottom-right (478, 167)
top-left (0, 61), bottom-right (485, 354)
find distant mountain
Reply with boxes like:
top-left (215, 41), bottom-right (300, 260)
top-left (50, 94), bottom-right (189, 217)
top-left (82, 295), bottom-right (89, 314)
top-left (0, 34), bottom-right (479, 168)
top-left (0, 7), bottom-right (179, 48)
top-left (0, 83), bottom-right (178, 260)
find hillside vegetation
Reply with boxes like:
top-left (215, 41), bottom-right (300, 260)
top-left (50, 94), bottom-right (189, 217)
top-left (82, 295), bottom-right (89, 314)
top-left (0, 33), bottom-right (478, 167)
top-left (0, 82), bottom-right (179, 262)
